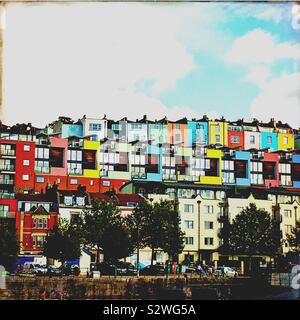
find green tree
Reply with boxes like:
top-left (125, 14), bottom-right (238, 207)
top-left (43, 219), bottom-right (81, 264)
top-left (0, 219), bottom-right (19, 270)
top-left (82, 200), bottom-right (133, 263)
top-left (220, 203), bottom-right (282, 271)
top-left (132, 199), bottom-right (185, 265)
top-left (159, 200), bottom-right (185, 261)
top-left (287, 221), bottom-right (300, 252)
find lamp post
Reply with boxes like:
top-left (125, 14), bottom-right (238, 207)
top-left (197, 199), bottom-right (201, 263)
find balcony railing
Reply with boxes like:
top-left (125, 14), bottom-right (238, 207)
top-left (0, 192), bottom-right (15, 199)
top-left (0, 179), bottom-right (14, 185)
top-left (0, 164), bottom-right (15, 171)
top-left (35, 166), bottom-right (50, 174)
top-left (0, 149), bottom-right (16, 156)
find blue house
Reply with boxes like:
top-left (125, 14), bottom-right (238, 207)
top-left (187, 117), bottom-right (209, 147)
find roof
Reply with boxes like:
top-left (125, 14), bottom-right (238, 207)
top-left (16, 193), bottom-right (54, 202)
top-left (115, 193), bottom-right (142, 206)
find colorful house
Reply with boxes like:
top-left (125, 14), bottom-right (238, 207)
top-left (258, 120), bottom-right (278, 151)
top-left (227, 121), bottom-right (244, 149)
top-left (208, 117), bottom-right (228, 146)
top-left (187, 116), bottom-right (209, 147)
top-left (277, 121), bottom-right (294, 151)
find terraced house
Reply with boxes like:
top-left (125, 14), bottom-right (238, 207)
top-left (0, 114), bottom-right (300, 271)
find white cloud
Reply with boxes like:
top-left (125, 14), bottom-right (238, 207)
top-left (244, 66), bottom-right (272, 88)
top-left (250, 73), bottom-right (300, 128)
top-left (225, 28), bottom-right (300, 66)
top-left (3, 3), bottom-right (197, 126)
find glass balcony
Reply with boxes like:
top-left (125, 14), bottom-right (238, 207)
top-left (35, 166), bottom-right (50, 174)
top-left (0, 149), bottom-right (16, 156)
top-left (0, 164), bottom-right (15, 171)
top-left (0, 192), bottom-right (15, 199)
top-left (0, 179), bottom-right (14, 185)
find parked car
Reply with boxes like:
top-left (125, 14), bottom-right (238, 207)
top-left (139, 264), bottom-right (165, 276)
top-left (47, 265), bottom-right (63, 276)
top-left (115, 262), bottom-right (138, 276)
top-left (182, 265), bottom-right (197, 275)
top-left (23, 263), bottom-right (47, 275)
top-left (60, 264), bottom-right (80, 276)
top-left (214, 266), bottom-right (238, 277)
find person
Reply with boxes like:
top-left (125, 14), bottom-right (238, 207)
top-left (41, 290), bottom-right (46, 300)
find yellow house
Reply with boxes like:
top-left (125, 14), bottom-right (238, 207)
top-left (278, 133), bottom-right (294, 150)
top-left (208, 120), bottom-right (228, 146)
top-left (196, 149), bottom-right (222, 185)
top-left (83, 140), bottom-right (100, 178)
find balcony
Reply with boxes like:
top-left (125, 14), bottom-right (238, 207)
top-left (0, 211), bottom-right (16, 218)
top-left (0, 178), bottom-right (14, 185)
top-left (0, 164), bottom-right (15, 172)
top-left (35, 166), bottom-right (50, 174)
top-left (0, 192), bottom-right (15, 199)
top-left (0, 149), bottom-right (16, 157)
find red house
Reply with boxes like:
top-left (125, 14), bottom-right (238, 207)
top-left (16, 193), bottom-right (59, 254)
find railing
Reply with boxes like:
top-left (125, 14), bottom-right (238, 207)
top-left (0, 192), bottom-right (15, 199)
top-left (0, 179), bottom-right (14, 185)
top-left (35, 166), bottom-right (50, 174)
top-left (0, 149), bottom-right (16, 156)
top-left (0, 164), bottom-right (15, 171)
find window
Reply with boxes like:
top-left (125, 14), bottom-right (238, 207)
top-left (90, 180), bottom-right (94, 186)
top-left (35, 147), bottom-right (49, 159)
top-left (215, 135), bottom-right (220, 143)
top-left (203, 205), bottom-right (214, 214)
top-left (267, 136), bottom-right (272, 144)
top-left (24, 145), bottom-right (30, 151)
top-left (184, 220), bottom-right (194, 229)
top-left (284, 210), bottom-right (292, 218)
top-left (36, 177), bottom-right (45, 183)
top-left (0, 205), bottom-right (9, 217)
top-left (204, 237), bottom-right (214, 245)
top-left (23, 160), bottom-right (30, 166)
top-left (214, 124), bottom-right (220, 132)
top-left (89, 123), bottom-right (102, 131)
top-left (33, 219), bottom-right (37, 228)
top-left (185, 237), bottom-right (194, 245)
top-left (283, 137), bottom-right (288, 145)
top-left (43, 218), bottom-right (48, 229)
top-left (102, 180), bottom-right (110, 187)
top-left (175, 134), bottom-right (181, 142)
top-left (284, 225), bottom-right (293, 234)
top-left (38, 218), bottom-right (43, 229)
top-left (22, 174), bottom-right (29, 181)
top-left (64, 196), bottom-right (73, 206)
top-left (70, 179), bottom-right (78, 185)
top-left (184, 204), bottom-right (194, 213)
top-left (204, 221), bottom-right (214, 229)
top-left (250, 135), bottom-right (255, 144)
top-left (76, 197), bottom-right (85, 206)
top-left (230, 135), bottom-right (240, 143)
top-left (57, 178), bottom-right (61, 184)
top-left (33, 235), bottom-right (44, 247)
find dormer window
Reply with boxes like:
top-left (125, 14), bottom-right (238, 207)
top-left (64, 196), bottom-right (73, 206)
top-left (76, 197), bottom-right (85, 206)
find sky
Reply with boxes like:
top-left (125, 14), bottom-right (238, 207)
top-left (2, 2), bottom-right (300, 128)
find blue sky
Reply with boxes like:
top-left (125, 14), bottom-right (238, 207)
top-left (3, 2), bottom-right (300, 127)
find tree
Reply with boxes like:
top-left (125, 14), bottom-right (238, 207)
top-left (159, 200), bottom-right (185, 261)
top-left (82, 200), bottom-right (133, 263)
top-left (125, 201), bottom-right (150, 271)
top-left (287, 221), bottom-right (300, 252)
top-left (101, 222), bottom-right (134, 263)
top-left (43, 219), bottom-right (81, 264)
top-left (0, 219), bottom-right (19, 270)
top-left (220, 203), bottom-right (282, 271)
top-left (131, 199), bottom-right (185, 266)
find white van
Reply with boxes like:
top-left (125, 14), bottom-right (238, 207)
top-left (23, 262), bottom-right (47, 275)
